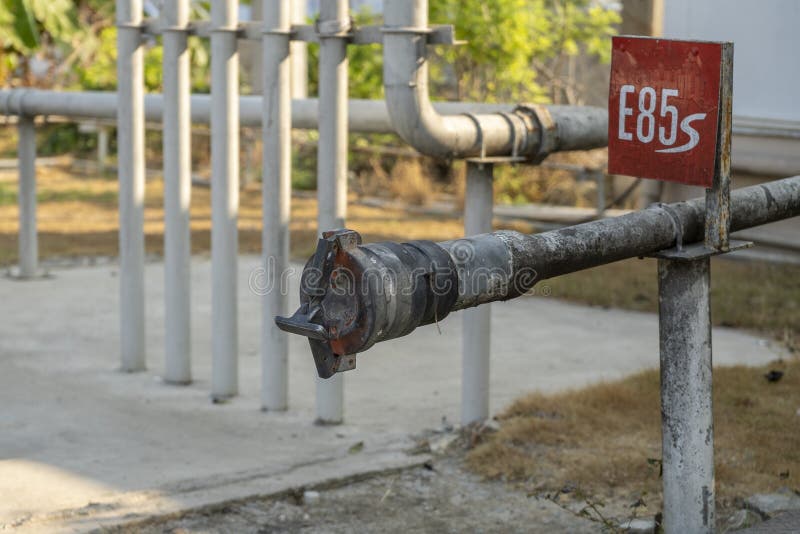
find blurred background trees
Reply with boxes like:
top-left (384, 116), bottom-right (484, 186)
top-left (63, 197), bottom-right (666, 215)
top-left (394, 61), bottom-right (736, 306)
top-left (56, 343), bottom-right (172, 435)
top-left (2, 0), bottom-right (619, 102)
top-left (0, 0), bottom-right (619, 205)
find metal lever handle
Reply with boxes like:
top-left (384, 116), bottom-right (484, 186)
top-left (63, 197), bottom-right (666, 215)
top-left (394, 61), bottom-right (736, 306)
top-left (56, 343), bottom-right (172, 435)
top-left (274, 304), bottom-right (328, 341)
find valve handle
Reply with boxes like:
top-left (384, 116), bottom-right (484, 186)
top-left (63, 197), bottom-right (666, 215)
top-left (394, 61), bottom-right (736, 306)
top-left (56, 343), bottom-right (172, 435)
top-left (275, 229), bottom-right (361, 379)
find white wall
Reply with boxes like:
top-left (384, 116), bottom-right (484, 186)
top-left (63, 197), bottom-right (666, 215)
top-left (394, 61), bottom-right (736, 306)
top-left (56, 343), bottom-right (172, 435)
top-left (663, 0), bottom-right (800, 123)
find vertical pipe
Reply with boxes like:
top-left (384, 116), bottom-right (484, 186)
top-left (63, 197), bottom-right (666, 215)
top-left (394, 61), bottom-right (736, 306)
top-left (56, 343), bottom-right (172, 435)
top-left (17, 115), bottom-right (38, 279)
top-left (462, 162), bottom-right (493, 424)
top-left (315, 0), bottom-right (349, 424)
top-left (210, 0), bottom-right (240, 400)
top-left (97, 126), bottom-right (109, 172)
top-left (290, 0), bottom-right (308, 99)
top-left (595, 171), bottom-right (605, 217)
top-left (162, 0), bottom-right (192, 384)
top-left (261, 0), bottom-right (291, 411)
top-left (116, 0), bottom-right (146, 372)
top-left (659, 257), bottom-right (715, 534)
top-left (247, 1), bottom-right (264, 94)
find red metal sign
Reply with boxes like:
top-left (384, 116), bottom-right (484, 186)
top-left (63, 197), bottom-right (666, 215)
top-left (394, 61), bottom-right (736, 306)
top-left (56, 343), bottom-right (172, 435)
top-left (608, 36), bottom-right (725, 187)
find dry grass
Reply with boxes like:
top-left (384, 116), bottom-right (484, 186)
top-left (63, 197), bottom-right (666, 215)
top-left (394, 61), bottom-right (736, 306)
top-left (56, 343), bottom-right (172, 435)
top-left (468, 358), bottom-right (800, 509)
top-left (0, 163), bottom-right (471, 266)
top-left (388, 158), bottom-right (434, 206)
top-left (546, 257), bottom-right (800, 351)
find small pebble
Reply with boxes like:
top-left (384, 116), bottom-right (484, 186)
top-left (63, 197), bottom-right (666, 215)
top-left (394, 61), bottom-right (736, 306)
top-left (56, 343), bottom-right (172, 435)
top-left (304, 490), bottom-right (321, 504)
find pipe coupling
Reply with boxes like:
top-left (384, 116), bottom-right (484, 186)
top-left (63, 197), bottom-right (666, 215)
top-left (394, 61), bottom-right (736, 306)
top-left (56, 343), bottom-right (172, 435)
top-left (516, 104), bottom-right (558, 163)
top-left (275, 229), bottom-right (458, 378)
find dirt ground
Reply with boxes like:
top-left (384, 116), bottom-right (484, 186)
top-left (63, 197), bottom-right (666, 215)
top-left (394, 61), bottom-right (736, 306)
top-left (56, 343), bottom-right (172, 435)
top-left (106, 456), bottom-right (603, 534)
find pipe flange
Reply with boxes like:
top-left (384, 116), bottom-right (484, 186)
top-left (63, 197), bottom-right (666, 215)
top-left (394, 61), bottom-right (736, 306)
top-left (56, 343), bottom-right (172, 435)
top-left (516, 104), bottom-right (558, 163)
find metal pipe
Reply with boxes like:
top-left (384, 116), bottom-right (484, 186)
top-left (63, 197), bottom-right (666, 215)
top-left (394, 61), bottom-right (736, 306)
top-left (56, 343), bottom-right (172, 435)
top-left (116, 0), bottom-right (146, 372)
top-left (382, 0), bottom-right (607, 160)
top-left (17, 115), bottom-right (38, 278)
top-left (0, 89), bottom-right (540, 133)
top-left (162, 0), bottom-right (192, 385)
top-left (97, 126), bottom-right (109, 171)
top-left (275, 175), bottom-right (800, 375)
top-left (261, 0), bottom-right (291, 411)
top-left (290, 0), bottom-right (308, 99)
top-left (462, 162), bottom-right (493, 424)
top-left (210, 0), bottom-right (239, 400)
top-left (659, 257), bottom-right (714, 533)
top-left (314, 0), bottom-right (349, 424)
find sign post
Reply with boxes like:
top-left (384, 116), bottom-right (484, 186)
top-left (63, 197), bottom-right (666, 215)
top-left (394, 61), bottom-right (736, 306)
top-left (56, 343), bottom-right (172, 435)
top-left (608, 36), bottom-right (744, 534)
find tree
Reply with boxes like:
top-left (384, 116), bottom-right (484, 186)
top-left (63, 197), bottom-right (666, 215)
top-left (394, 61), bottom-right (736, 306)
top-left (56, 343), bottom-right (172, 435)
top-left (429, 0), bottom-right (620, 104)
top-left (0, 0), bottom-right (210, 91)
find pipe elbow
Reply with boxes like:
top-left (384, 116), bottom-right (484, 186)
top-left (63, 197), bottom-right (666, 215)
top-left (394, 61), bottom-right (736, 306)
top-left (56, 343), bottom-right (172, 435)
top-left (384, 84), bottom-right (475, 159)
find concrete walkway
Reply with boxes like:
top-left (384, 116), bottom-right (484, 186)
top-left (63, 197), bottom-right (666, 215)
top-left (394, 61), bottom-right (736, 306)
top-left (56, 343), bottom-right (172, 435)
top-left (0, 256), bottom-right (788, 532)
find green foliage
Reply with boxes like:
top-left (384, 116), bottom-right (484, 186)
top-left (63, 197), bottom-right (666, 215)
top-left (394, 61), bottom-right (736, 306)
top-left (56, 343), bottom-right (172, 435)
top-left (4, 0), bottom-right (39, 49)
top-left (0, 1), bottom-right (211, 91)
top-left (429, 0), bottom-right (620, 103)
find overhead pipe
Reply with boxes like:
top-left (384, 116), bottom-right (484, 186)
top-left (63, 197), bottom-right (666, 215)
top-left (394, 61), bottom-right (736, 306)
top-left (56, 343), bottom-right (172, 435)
top-left (0, 89), bottom-right (531, 133)
top-left (382, 0), bottom-right (608, 161)
top-left (275, 176), bottom-right (800, 378)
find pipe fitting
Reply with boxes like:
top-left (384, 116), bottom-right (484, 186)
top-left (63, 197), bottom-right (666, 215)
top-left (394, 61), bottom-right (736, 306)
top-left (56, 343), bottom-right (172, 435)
top-left (275, 229), bottom-right (458, 378)
top-left (382, 0), bottom-right (607, 162)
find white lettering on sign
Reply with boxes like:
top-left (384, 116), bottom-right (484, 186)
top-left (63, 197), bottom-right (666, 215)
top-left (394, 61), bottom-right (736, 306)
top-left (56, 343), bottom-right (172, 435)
top-left (617, 85), bottom-right (706, 154)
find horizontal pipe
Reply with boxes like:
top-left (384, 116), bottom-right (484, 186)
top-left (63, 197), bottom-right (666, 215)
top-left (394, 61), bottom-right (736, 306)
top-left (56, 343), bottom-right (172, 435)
top-left (276, 175), bottom-right (800, 375)
top-left (0, 89), bottom-right (534, 134)
top-left (445, 174), bottom-right (800, 308)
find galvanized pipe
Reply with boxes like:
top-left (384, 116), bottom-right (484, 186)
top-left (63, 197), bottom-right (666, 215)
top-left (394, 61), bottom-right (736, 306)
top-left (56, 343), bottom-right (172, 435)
top-left (382, 0), bottom-right (607, 160)
top-left (97, 126), bottom-right (109, 171)
top-left (16, 115), bottom-right (38, 278)
top-left (442, 176), bottom-right (800, 310)
top-left (210, 0), bottom-right (240, 400)
top-left (162, 0), bottom-right (192, 384)
top-left (315, 0), bottom-right (350, 424)
top-left (0, 89), bottom-right (534, 133)
top-left (659, 257), bottom-right (715, 533)
top-left (290, 0), bottom-right (308, 99)
top-left (116, 0), bottom-right (147, 372)
top-left (462, 162), bottom-right (493, 424)
top-left (261, 0), bottom-right (291, 411)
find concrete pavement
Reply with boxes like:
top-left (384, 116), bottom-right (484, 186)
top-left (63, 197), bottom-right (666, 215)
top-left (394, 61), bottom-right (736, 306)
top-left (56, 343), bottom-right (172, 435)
top-left (0, 256), bottom-right (788, 532)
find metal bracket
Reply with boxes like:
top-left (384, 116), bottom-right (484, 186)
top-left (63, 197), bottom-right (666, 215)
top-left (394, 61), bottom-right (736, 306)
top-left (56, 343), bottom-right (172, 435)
top-left (316, 18), bottom-right (353, 38)
top-left (648, 202), bottom-right (685, 251)
top-left (650, 239), bottom-right (753, 261)
top-left (140, 18), bottom-right (461, 45)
